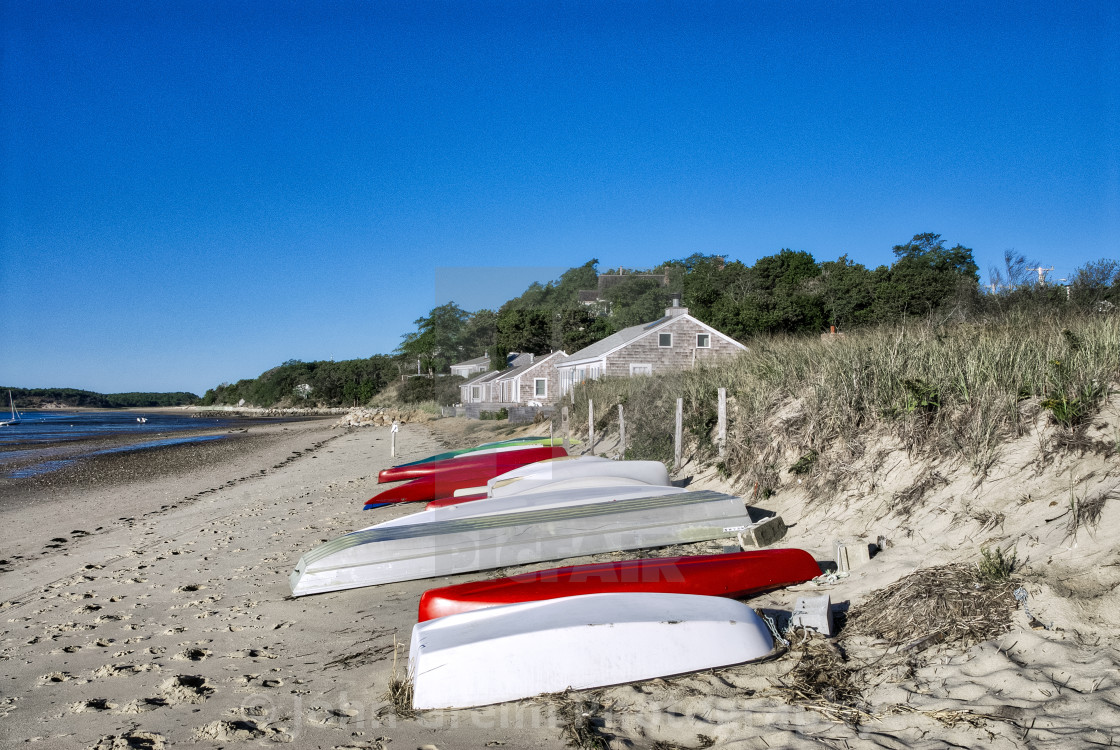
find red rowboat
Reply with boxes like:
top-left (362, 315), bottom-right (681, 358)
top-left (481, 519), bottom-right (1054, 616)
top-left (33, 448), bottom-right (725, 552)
top-left (365, 446), bottom-right (567, 506)
top-left (379, 444), bottom-right (566, 484)
top-left (417, 548), bottom-right (822, 622)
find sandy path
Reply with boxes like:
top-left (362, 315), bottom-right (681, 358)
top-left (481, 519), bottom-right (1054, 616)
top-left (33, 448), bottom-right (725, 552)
top-left (0, 421), bottom-right (563, 749)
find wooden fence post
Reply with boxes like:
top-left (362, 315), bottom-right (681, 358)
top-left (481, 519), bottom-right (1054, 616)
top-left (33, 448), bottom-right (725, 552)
top-left (717, 387), bottom-right (727, 461)
top-left (561, 407), bottom-right (570, 452)
top-left (588, 399), bottom-right (595, 454)
top-left (617, 404), bottom-right (625, 457)
top-left (674, 398), bottom-right (683, 471)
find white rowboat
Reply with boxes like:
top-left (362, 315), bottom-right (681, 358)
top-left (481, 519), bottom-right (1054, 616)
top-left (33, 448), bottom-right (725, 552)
top-left (371, 483), bottom-right (687, 530)
top-left (487, 456), bottom-right (671, 498)
top-left (289, 489), bottom-right (751, 596)
top-left (410, 592), bottom-right (775, 709)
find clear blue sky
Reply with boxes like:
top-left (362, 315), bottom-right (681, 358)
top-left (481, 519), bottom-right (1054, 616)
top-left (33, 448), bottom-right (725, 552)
top-left (2, 1), bottom-right (1117, 395)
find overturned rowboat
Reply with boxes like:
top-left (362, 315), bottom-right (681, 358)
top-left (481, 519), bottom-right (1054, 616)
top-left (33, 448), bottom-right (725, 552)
top-left (290, 489), bottom-right (752, 597)
top-left (417, 548), bottom-right (822, 621)
top-left (409, 592), bottom-right (775, 709)
top-left (375, 483), bottom-right (688, 530)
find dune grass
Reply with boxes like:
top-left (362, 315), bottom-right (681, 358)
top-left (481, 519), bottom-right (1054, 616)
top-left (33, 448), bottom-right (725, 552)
top-left (564, 309), bottom-right (1119, 496)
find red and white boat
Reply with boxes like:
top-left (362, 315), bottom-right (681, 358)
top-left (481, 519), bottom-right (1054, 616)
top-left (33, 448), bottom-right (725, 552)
top-left (365, 445), bottom-right (567, 506)
top-left (417, 548), bottom-right (821, 621)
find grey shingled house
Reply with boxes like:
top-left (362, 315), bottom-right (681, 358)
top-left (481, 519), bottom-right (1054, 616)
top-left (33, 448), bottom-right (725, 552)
top-left (555, 296), bottom-right (747, 397)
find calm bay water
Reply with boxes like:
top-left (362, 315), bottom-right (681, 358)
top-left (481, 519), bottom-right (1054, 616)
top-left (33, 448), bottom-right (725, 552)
top-left (0, 410), bottom-right (241, 479)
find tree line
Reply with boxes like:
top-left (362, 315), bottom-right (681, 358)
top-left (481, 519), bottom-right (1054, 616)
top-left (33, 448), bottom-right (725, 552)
top-left (4, 388), bottom-right (200, 408)
top-left (200, 233), bottom-right (1119, 407)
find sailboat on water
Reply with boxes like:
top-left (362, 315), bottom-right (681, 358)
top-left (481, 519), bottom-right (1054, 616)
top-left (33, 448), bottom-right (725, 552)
top-left (0, 391), bottom-right (21, 426)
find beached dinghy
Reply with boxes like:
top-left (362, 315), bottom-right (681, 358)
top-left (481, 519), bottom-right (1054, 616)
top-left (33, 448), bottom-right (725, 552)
top-left (409, 592), bottom-right (775, 709)
top-left (429, 456), bottom-right (672, 507)
top-left (290, 489), bottom-right (751, 596)
top-left (417, 548), bottom-right (821, 621)
top-left (426, 474), bottom-right (668, 509)
top-left (378, 440), bottom-right (568, 483)
top-left (372, 484), bottom-right (688, 529)
top-left (489, 456), bottom-right (670, 496)
top-left (366, 446), bottom-right (567, 505)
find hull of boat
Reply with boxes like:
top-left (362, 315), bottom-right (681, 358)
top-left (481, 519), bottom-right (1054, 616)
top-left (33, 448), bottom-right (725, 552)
top-left (422, 457), bottom-right (671, 509)
top-left (426, 474), bottom-right (665, 509)
top-left (366, 446), bottom-right (567, 504)
top-left (375, 484), bottom-right (688, 529)
top-left (290, 489), bottom-right (751, 596)
top-left (378, 447), bottom-right (568, 488)
top-left (410, 592), bottom-right (774, 709)
top-left (379, 440), bottom-right (569, 482)
top-left (417, 548), bottom-right (821, 622)
top-left (488, 456), bottom-right (670, 498)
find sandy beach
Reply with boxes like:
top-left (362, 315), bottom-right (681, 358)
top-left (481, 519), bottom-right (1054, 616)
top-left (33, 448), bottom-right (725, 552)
top-left (1, 405), bottom-right (1118, 749)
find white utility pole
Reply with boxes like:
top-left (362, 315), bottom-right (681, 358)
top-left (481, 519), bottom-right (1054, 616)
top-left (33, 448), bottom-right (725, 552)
top-left (1028, 266), bottom-right (1054, 286)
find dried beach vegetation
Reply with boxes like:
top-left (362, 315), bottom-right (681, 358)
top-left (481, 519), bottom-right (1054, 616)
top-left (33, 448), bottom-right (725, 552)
top-left (843, 562), bottom-right (1018, 649)
top-left (770, 562), bottom-right (1020, 728)
top-left (566, 309), bottom-right (1119, 504)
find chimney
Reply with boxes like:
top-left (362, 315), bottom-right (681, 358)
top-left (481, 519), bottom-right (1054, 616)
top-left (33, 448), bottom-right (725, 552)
top-left (665, 293), bottom-right (688, 317)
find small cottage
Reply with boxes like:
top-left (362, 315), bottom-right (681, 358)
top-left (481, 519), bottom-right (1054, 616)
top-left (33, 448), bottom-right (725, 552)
top-left (489, 351), bottom-right (567, 405)
top-left (459, 369), bottom-right (503, 404)
top-left (454, 352), bottom-right (539, 405)
top-left (555, 297), bottom-right (746, 396)
top-left (449, 355), bottom-right (491, 379)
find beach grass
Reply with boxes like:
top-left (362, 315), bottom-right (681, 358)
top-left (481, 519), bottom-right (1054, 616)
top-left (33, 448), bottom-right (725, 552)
top-left (563, 308), bottom-right (1119, 496)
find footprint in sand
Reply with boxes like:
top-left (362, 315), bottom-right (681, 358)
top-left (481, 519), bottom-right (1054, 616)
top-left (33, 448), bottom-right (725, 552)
top-left (227, 647), bottom-right (278, 659)
top-left (40, 671), bottom-right (74, 684)
top-left (70, 697), bottom-right (117, 712)
top-left (118, 696), bottom-right (170, 713)
top-left (173, 647), bottom-right (211, 662)
top-left (90, 731), bottom-right (166, 749)
top-left (91, 663), bottom-right (157, 678)
top-left (159, 674), bottom-right (215, 704)
top-left (192, 719), bottom-right (288, 743)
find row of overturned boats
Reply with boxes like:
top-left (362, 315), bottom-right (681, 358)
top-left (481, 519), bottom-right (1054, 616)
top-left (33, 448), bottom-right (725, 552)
top-left (289, 436), bottom-right (823, 710)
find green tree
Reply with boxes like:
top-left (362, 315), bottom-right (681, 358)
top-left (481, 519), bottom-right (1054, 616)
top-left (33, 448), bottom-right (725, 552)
top-left (873, 233), bottom-right (979, 319)
top-left (396, 302), bottom-right (473, 373)
top-left (819, 255), bottom-right (875, 329)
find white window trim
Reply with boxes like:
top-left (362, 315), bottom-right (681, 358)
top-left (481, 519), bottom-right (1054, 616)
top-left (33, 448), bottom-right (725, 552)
top-left (533, 378), bottom-right (548, 398)
top-left (658, 332), bottom-right (673, 347)
top-left (471, 386), bottom-right (481, 400)
top-left (629, 363), bottom-right (653, 376)
top-left (696, 333), bottom-right (711, 348)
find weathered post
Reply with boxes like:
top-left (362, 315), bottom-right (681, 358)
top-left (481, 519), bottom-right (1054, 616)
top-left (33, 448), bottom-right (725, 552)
top-left (561, 407), bottom-right (570, 452)
top-left (390, 419), bottom-right (400, 458)
top-left (617, 404), bottom-right (626, 457)
top-left (717, 387), bottom-right (727, 461)
top-left (588, 399), bottom-right (595, 455)
top-left (674, 398), bottom-right (683, 470)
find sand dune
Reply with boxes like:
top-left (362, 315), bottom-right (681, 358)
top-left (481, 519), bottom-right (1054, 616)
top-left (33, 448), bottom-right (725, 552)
top-left (1, 399), bottom-right (1117, 749)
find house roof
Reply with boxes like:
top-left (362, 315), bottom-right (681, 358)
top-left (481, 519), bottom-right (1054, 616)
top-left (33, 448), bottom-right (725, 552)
top-left (450, 355), bottom-right (491, 369)
top-left (558, 316), bottom-right (674, 365)
top-left (461, 369), bottom-right (503, 387)
top-left (558, 313), bottom-right (746, 366)
top-left (492, 351), bottom-right (566, 382)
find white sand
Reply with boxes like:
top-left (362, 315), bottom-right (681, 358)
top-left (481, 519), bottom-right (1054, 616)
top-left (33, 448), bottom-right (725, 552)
top-left (2, 399), bottom-right (1118, 749)
top-left (0, 421), bottom-right (563, 749)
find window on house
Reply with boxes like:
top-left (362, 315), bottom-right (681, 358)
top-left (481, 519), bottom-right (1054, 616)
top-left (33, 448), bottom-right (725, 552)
top-left (696, 333), bottom-right (711, 348)
top-left (471, 386), bottom-right (480, 400)
top-left (534, 378), bottom-right (547, 398)
top-left (658, 333), bottom-right (672, 347)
